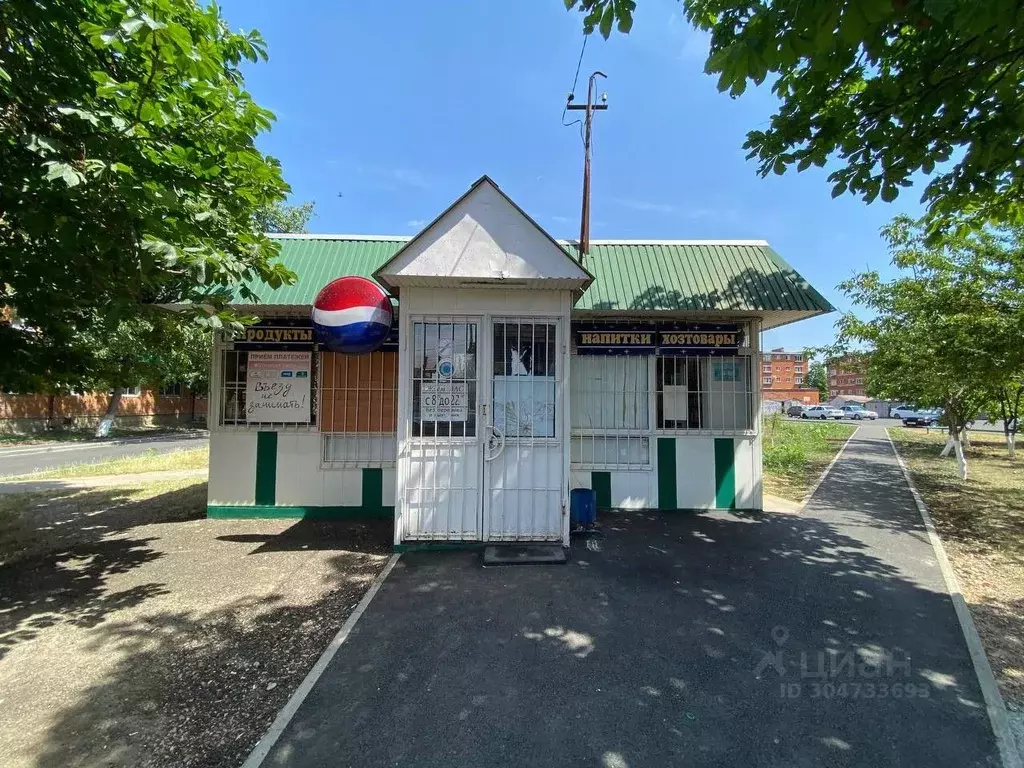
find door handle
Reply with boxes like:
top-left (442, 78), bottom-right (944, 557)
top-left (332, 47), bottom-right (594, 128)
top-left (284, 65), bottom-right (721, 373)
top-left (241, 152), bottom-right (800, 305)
top-left (484, 424), bottom-right (505, 462)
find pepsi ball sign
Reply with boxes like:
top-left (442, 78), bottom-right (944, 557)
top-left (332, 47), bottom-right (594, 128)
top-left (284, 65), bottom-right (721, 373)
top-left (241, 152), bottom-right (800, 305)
top-left (312, 276), bottom-right (393, 354)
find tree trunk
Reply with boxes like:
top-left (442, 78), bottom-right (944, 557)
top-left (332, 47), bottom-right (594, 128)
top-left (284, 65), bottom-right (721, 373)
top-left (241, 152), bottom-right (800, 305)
top-left (1008, 431), bottom-right (1017, 459)
top-left (95, 388), bottom-right (123, 438)
top-left (46, 394), bottom-right (56, 430)
top-left (190, 389), bottom-right (196, 425)
top-left (953, 434), bottom-right (968, 480)
top-left (940, 426), bottom-right (955, 458)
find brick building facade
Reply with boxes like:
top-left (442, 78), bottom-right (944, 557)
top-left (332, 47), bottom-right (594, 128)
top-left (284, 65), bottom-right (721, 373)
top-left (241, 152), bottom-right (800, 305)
top-left (0, 387), bottom-right (207, 434)
top-left (828, 355), bottom-right (868, 398)
top-left (761, 348), bottom-right (820, 404)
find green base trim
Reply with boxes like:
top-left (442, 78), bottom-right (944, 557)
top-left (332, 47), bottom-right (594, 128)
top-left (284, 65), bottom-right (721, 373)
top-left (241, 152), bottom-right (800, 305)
top-left (592, 471), bottom-right (612, 509)
top-left (394, 541), bottom-right (486, 552)
top-left (207, 504), bottom-right (393, 520)
top-left (657, 437), bottom-right (677, 510)
top-left (362, 467), bottom-right (383, 509)
top-left (255, 431), bottom-right (277, 506)
top-left (714, 437), bottom-right (736, 510)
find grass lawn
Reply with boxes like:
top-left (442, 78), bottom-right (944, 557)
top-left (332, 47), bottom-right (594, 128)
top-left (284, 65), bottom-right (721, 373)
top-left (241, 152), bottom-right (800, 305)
top-left (7, 445), bottom-right (209, 481)
top-left (0, 426), bottom-right (201, 446)
top-left (889, 427), bottom-right (1024, 707)
top-left (762, 416), bottom-right (856, 502)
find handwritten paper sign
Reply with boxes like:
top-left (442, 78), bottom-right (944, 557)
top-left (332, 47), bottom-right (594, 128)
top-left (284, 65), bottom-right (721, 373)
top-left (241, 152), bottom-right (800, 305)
top-left (246, 351), bottom-right (311, 423)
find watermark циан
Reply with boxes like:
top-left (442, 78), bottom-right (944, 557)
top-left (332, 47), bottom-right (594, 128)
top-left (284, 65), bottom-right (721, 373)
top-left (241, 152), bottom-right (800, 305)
top-left (755, 626), bottom-right (931, 700)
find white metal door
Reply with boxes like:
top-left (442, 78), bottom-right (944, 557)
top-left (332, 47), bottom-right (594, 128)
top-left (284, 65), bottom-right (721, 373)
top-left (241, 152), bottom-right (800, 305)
top-left (401, 317), bottom-right (482, 540)
top-left (483, 317), bottom-right (565, 542)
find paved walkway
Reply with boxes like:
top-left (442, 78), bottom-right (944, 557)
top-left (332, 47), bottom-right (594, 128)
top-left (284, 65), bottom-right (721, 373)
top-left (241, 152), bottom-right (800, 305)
top-left (253, 425), bottom-right (1001, 767)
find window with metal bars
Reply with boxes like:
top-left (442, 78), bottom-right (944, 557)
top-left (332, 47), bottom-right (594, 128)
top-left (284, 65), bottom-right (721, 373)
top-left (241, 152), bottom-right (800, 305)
top-left (492, 320), bottom-right (557, 439)
top-left (320, 350), bottom-right (398, 466)
top-left (218, 348), bottom-right (317, 428)
top-left (570, 355), bottom-right (650, 468)
top-left (655, 355), bottom-right (754, 432)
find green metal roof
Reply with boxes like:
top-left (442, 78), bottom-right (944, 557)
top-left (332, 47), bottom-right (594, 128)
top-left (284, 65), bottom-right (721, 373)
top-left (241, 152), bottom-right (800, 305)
top-left (243, 235), bottom-right (833, 325)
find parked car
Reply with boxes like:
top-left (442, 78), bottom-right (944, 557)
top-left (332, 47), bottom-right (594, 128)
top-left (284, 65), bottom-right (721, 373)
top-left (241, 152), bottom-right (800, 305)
top-left (786, 404), bottom-right (807, 417)
top-left (841, 405), bottom-right (878, 420)
top-left (889, 404), bottom-right (915, 419)
top-left (802, 405), bottom-right (845, 420)
top-left (901, 408), bottom-right (941, 427)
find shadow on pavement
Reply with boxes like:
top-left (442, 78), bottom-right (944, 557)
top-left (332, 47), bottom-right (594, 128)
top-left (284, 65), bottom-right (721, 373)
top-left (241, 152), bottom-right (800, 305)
top-left (216, 517), bottom-right (393, 554)
top-left (0, 483), bottom-right (208, 661)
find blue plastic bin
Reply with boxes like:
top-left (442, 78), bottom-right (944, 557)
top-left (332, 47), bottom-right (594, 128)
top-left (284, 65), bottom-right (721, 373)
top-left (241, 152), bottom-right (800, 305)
top-left (570, 488), bottom-right (597, 526)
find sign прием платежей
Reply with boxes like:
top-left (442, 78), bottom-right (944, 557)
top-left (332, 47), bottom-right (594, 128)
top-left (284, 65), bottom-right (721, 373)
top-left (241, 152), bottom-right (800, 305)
top-left (245, 351), bottom-right (311, 423)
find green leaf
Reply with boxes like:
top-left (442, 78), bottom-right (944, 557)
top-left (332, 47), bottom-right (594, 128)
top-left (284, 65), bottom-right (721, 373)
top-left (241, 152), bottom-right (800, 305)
top-left (831, 180), bottom-right (848, 198)
top-left (60, 166), bottom-right (83, 188)
top-left (599, 4), bottom-right (615, 39)
top-left (120, 17), bottom-right (146, 36)
top-left (0, 66), bottom-right (10, 83)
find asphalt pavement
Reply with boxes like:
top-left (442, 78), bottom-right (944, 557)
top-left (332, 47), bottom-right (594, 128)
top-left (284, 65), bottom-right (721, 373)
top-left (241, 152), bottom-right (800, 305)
top-left (254, 423), bottom-right (1001, 768)
top-left (0, 432), bottom-right (208, 477)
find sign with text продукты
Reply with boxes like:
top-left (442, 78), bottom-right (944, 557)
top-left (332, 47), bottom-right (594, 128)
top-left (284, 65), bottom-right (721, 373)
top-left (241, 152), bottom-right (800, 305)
top-left (246, 351), bottom-right (312, 423)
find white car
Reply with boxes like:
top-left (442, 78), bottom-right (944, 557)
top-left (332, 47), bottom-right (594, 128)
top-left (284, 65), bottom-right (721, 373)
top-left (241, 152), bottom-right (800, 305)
top-left (890, 404), bottom-right (916, 419)
top-left (802, 405), bottom-right (844, 420)
top-left (841, 405), bottom-right (878, 420)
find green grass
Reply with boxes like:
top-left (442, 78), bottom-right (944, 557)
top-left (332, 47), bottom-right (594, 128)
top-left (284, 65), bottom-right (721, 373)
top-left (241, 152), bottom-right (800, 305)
top-left (889, 427), bottom-right (1024, 705)
top-left (762, 415), bottom-right (856, 502)
top-left (0, 426), bottom-right (200, 446)
top-left (8, 446), bottom-right (209, 480)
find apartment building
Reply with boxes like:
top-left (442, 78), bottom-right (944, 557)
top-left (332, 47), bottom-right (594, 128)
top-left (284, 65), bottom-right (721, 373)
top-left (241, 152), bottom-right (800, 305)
top-left (828, 355), bottom-right (868, 398)
top-left (761, 348), bottom-right (819, 404)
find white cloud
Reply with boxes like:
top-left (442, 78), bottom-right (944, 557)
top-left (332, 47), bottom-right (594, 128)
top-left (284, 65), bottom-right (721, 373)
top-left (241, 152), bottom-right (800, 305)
top-left (406, 219), bottom-right (427, 229)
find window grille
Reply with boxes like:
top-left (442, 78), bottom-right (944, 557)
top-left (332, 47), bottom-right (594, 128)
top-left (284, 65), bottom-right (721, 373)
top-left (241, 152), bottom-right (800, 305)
top-left (762, 376), bottom-right (772, 385)
top-left (411, 321), bottom-right (478, 438)
top-left (492, 320), bottom-right (557, 439)
top-left (218, 348), bottom-right (317, 429)
top-left (656, 355), bottom-right (755, 433)
top-left (158, 383), bottom-right (184, 397)
top-left (570, 355), bottom-right (650, 468)
top-left (320, 350), bottom-right (398, 466)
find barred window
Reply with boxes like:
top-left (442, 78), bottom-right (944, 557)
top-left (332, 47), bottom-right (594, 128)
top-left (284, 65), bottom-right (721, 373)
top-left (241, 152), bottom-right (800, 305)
top-left (656, 356), bottom-right (754, 432)
top-left (218, 348), bottom-right (317, 428)
top-left (320, 350), bottom-right (398, 466)
top-left (570, 355), bottom-right (650, 468)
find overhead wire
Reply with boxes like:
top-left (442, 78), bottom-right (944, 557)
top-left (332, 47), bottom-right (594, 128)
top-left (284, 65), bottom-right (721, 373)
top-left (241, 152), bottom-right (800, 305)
top-left (560, 33), bottom-right (588, 146)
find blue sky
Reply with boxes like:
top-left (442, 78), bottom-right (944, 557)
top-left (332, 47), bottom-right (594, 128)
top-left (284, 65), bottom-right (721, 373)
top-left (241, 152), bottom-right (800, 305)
top-left (220, 0), bottom-right (924, 351)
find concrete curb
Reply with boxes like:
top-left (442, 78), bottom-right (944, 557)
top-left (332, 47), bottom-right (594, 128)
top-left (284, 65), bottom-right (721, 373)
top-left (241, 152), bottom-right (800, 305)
top-left (798, 425), bottom-right (861, 511)
top-left (241, 552), bottom-right (402, 768)
top-left (885, 428), bottom-right (1023, 768)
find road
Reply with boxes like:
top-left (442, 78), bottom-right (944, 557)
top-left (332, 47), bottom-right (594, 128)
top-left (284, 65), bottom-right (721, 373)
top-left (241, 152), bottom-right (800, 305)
top-left (788, 415), bottom-right (1006, 433)
top-left (0, 432), bottom-right (209, 478)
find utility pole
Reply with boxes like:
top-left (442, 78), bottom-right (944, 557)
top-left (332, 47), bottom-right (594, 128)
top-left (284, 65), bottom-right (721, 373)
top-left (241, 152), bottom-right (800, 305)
top-left (566, 71), bottom-right (607, 266)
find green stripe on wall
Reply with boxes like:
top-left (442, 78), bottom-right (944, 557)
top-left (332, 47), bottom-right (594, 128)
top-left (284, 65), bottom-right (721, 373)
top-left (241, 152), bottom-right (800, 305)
top-left (254, 431), bottom-right (278, 506)
top-left (657, 438), bottom-right (677, 510)
top-left (362, 468), bottom-right (383, 509)
top-left (592, 471), bottom-right (612, 509)
top-left (714, 437), bottom-right (736, 509)
top-left (208, 505), bottom-right (393, 520)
